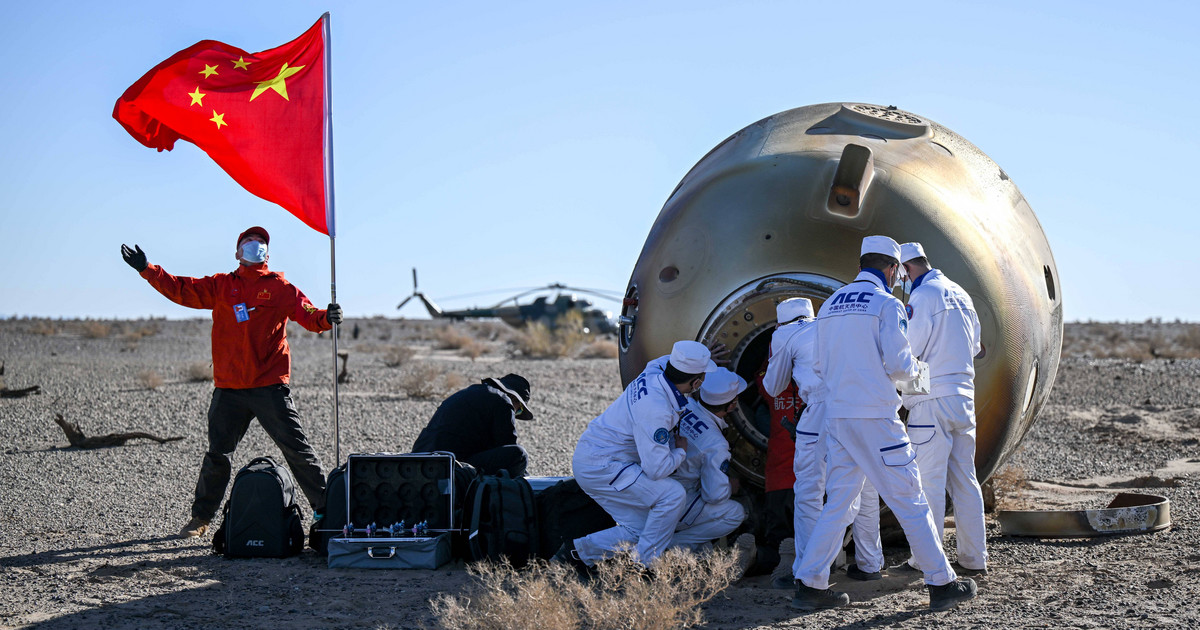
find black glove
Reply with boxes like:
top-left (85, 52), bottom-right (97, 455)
top-left (326, 303), bottom-right (343, 325)
top-left (121, 244), bottom-right (147, 272)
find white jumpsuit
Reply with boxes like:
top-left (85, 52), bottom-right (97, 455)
top-left (572, 356), bottom-right (689, 565)
top-left (794, 271), bottom-right (957, 589)
top-left (903, 269), bottom-right (987, 571)
top-left (669, 399), bottom-right (745, 550)
top-left (587, 397), bottom-right (747, 554)
top-left (762, 319), bottom-right (883, 575)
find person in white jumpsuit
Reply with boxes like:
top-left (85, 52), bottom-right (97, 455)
top-left (790, 235), bottom-right (977, 612)
top-left (762, 298), bottom-right (884, 582)
top-left (897, 241), bottom-right (988, 576)
top-left (669, 368), bottom-right (747, 551)
top-left (564, 340), bottom-right (717, 567)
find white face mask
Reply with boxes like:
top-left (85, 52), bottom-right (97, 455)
top-left (240, 241), bottom-right (267, 263)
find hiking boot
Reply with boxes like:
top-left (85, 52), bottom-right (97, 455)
top-left (552, 541), bottom-right (595, 581)
top-left (790, 582), bottom-right (850, 611)
top-left (929, 577), bottom-right (977, 611)
top-left (770, 537), bottom-right (796, 589)
top-left (889, 560), bottom-right (921, 575)
top-left (178, 516), bottom-right (210, 538)
top-left (846, 564), bottom-right (882, 581)
top-left (734, 533), bottom-right (757, 577)
top-left (951, 562), bottom-right (989, 577)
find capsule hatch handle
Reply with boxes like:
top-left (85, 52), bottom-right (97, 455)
top-left (826, 143), bottom-right (874, 218)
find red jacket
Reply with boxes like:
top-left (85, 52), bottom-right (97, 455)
top-left (140, 263), bottom-right (330, 389)
top-left (756, 362), bottom-right (803, 493)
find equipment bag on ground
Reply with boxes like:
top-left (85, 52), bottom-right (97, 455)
top-left (213, 455), bottom-right (305, 558)
top-left (309, 463), bottom-right (347, 555)
top-left (466, 471), bottom-right (539, 567)
top-left (534, 478), bottom-right (615, 559)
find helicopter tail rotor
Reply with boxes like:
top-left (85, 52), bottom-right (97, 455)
top-left (397, 268), bottom-right (444, 318)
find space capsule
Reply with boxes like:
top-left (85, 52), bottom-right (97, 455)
top-left (618, 102), bottom-right (1062, 487)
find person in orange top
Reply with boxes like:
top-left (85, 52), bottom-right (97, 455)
top-left (121, 226), bottom-right (342, 538)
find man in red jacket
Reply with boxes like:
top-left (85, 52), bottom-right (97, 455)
top-left (121, 226), bottom-right (342, 538)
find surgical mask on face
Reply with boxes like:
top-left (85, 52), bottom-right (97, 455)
top-left (240, 241), bottom-right (267, 263)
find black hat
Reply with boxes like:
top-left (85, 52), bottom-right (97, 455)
top-left (483, 373), bottom-right (533, 421)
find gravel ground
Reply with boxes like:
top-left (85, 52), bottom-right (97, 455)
top-left (1, 319), bottom-right (1197, 629)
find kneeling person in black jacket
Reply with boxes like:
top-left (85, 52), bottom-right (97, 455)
top-left (413, 374), bottom-right (533, 477)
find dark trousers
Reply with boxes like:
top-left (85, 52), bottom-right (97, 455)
top-left (191, 385), bottom-right (326, 521)
top-left (464, 444), bottom-right (528, 478)
top-left (747, 488), bottom-right (796, 575)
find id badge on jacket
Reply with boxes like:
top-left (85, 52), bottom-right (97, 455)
top-left (234, 303), bottom-right (250, 323)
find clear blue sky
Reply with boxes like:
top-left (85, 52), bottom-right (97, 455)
top-left (3, 1), bottom-right (1197, 322)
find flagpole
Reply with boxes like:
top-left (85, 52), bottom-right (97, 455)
top-left (321, 12), bottom-right (341, 467)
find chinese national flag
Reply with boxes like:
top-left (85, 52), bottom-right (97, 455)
top-left (114, 16), bottom-right (332, 235)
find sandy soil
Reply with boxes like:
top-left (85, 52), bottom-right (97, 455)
top-left (1, 319), bottom-right (1198, 629)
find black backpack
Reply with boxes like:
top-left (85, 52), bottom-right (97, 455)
top-left (534, 478), bottom-right (615, 559)
top-left (466, 471), bottom-right (539, 567)
top-left (308, 463), bottom-right (347, 555)
top-left (214, 456), bottom-right (305, 558)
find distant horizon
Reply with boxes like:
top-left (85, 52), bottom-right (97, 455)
top-left (4, 314), bottom-right (1197, 326)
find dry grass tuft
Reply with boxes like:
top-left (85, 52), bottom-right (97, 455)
top-left (469, 321), bottom-right (512, 342)
top-left (400, 363), bottom-right (465, 399)
top-left (382, 345), bottom-right (417, 367)
top-left (512, 311), bottom-right (596, 359)
top-left (434, 325), bottom-right (477, 350)
top-left (137, 370), bottom-right (164, 390)
top-left (429, 548), bottom-right (740, 630)
top-left (80, 321), bottom-right (112, 339)
top-left (989, 464), bottom-right (1033, 511)
top-left (186, 362), bottom-right (213, 382)
top-left (28, 320), bottom-right (58, 336)
top-left (578, 339), bottom-right (619, 359)
top-left (123, 321), bottom-right (162, 339)
top-left (458, 339), bottom-right (488, 361)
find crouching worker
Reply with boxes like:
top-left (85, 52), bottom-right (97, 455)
top-left (669, 368), bottom-right (748, 551)
top-left (412, 374), bottom-right (533, 477)
top-left (556, 341), bottom-right (717, 571)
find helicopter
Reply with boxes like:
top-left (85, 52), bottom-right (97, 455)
top-left (397, 268), bottom-right (621, 335)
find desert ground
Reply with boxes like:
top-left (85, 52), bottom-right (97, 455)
top-left (1, 318), bottom-right (1198, 629)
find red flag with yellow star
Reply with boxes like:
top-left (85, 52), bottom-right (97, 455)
top-left (114, 15), bottom-right (333, 235)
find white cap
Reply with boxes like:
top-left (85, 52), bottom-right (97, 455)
top-left (699, 368), bottom-right (747, 406)
top-left (900, 242), bottom-right (926, 263)
top-left (776, 298), bottom-right (814, 324)
top-left (860, 235), bottom-right (901, 261)
top-left (669, 340), bottom-right (718, 375)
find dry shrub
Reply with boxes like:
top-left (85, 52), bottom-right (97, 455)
top-left (989, 464), bottom-right (1032, 511)
top-left (578, 339), bottom-right (619, 359)
top-left (458, 339), bottom-right (488, 361)
top-left (29, 320), bottom-right (58, 336)
top-left (1180, 325), bottom-right (1200, 351)
top-left (80, 321), bottom-right (112, 339)
top-left (138, 370), bottom-right (164, 390)
top-left (382, 345), bottom-right (416, 367)
top-left (400, 363), bottom-right (465, 399)
top-left (186, 362), bottom-right (213, 382)
top-left (435, 325), bottom-right (477, 350)
top-left (469, 321), bottom-right (512, 342)
top-left (513, 311), bottom-right (594, 359)
top-left (430, 548), bottom-right (739, 630)
top-left (123, 321), bottom-right (161, 339)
